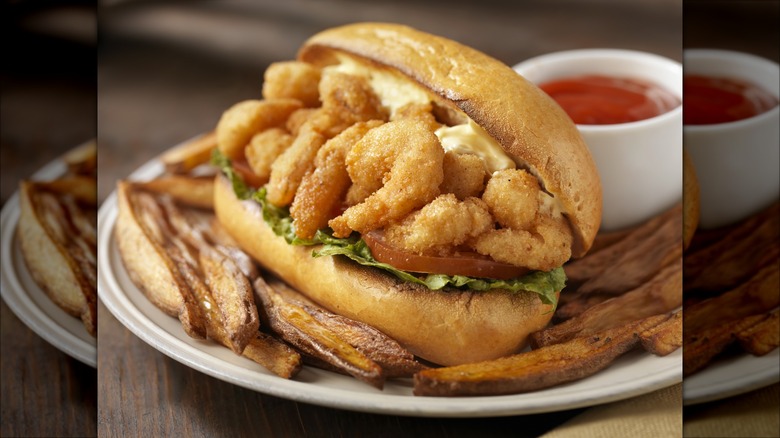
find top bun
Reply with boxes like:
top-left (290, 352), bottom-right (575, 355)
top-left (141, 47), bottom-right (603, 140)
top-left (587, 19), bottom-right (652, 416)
top-left (298, 22), bottom-right (602, 256)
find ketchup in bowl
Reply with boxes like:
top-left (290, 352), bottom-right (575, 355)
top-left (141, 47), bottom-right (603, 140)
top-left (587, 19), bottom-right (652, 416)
top-left (539, 75), bottom-right (680, 125)
top-left (683, 75), bottom-right (778, 125)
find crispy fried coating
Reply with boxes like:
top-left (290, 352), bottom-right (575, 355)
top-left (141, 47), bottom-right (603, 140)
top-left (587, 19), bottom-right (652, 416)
top-left (262, 61), bottom-right (321, 107)
top-left (440, 152), bottom-right (486, 200)
top-left (329, 119), bottom-right (444, 237)
top-left (215, 99), bottom-right (302, 160)
top-left (384, 194), bottom-right (493, 255)
top-left (245, 128), bottom-right (294, 183)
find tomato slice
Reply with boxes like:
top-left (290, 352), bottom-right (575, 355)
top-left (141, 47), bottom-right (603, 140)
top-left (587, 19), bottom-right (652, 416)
top-left (363, 231), bottom-right (528, 280)
top-left (232, 159), bottom-right (266, 189)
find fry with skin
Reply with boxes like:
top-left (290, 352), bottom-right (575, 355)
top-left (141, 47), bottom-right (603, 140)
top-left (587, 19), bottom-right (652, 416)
top-left (639, 310), bottom-right (682, 356)
top-left (684, 202), bottom-right (779, 293)
top-left (564, 204), bottom-right (681, 287)
top-left (684, 262), bottom-right (779, 334)
top-left (684, 312), bottom-right (771, 376)
top-left (413, 314), bottom-right (669, 396)
top-left (160, 131), bottom-right (217, 173)
top-left (534, 261), bottom-right (682, 347)
top-left (736, 308), bottom-right (779, 356)
top-left (134, 176), bottom-right (215, 209)
top-left (253, 277), bottom-right (385, 388)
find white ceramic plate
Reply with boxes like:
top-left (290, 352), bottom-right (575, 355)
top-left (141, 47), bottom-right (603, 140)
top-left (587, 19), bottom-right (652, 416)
top-left (683, 343), bottom-right (779, 405)
top-left (97, 153), bottom-right (682, 417)
top-left (0, 151), bottom-right (97, 368)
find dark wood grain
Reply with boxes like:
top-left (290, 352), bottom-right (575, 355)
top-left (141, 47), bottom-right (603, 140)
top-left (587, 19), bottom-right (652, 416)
top-left (0, 301), bottom-right (97, 437)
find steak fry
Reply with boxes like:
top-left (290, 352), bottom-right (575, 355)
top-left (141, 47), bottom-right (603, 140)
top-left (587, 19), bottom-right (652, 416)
top-left (268, 279), bottom-right (426, 377)
top-left (160, 131), bottom-right (217, 174)
top-left (736, 308), bottom-right (779, 356)
top-left (242, 333), bottom-right (302, 379)
top-left (564, 204), bottom-right (681, 287)
top-left (684, 202), bottom-right (779, 294)
top-left (684, 262), bottom-right (780, 334)
top-left (136, 175), bottom-right (215, 209)
top-left (684, 312), bottom-right (772, 376)
top-left (413, 314), bottom-right (669, 397)
top-left (253, 277), bottom-right (385, 389)
top-left (639, 310), bottom-right (682, 356)
top-left (533, 262), bottom-right (682, 347)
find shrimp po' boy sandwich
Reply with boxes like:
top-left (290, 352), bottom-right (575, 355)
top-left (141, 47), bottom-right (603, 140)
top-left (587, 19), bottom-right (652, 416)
top-left (212, 23), bottom-right (602, 366)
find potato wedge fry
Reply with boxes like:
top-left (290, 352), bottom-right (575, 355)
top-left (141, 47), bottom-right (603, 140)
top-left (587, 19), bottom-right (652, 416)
top-left (534, 262), bottom-right (682, 347)
top-left (564, 204), bottom-right (681, 287)
top-left (62, 140), bottom-right (97, 176)
top-left (571, 211), bottom-right (682, 297)
top-left (268, 279), bottom-right (426, 377)
top-left (684, 262), bottom-right (780, 334)
top-left (736, 308), bottom-right (779, 356)
top-left (18, 182), bottom-right (97, 336)
top-left (199, 247), bottom-right (259, 354)
top-left (160, 131), bottom-right (217, 173)
top-left (254, 277), bottom-right (385, 388)
top-left (241, 333), bottom-right (302, 379)
top-left (639, 310), bottom-right (682, 356)
top-left (134, 175), bottom-right (214, 210)
top-left (684, 202), bottom-right (779, 293)
top-left (117, 185), bottom-right (207, 339)
top-left (413, 314), bottom-right (668, 396)
top-left (684, 312), bottom-right (771, 376)
top-left (35, 176), bottom-right (97, 207)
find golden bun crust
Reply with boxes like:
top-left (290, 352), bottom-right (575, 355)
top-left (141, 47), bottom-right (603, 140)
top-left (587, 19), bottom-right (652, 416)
top-left (298, 22), bottom-right (602, 256)
top-left (214, 176), bottom-right (556, 366)
top-left (683, 150), bottom-right (700, 250)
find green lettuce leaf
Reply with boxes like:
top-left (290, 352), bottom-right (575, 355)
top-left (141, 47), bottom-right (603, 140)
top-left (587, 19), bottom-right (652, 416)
top-left (212, 149), bottom-right (564, 306)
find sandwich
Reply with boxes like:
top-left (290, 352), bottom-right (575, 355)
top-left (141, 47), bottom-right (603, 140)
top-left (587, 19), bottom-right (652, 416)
top-left (212, 22), bottom-right (602, 366)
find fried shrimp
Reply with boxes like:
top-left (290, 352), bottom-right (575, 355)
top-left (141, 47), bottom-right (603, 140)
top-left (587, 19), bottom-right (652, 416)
top-left (440, 152), bottom-right (487, 200)
top-left (265, 124), bottom-right (327, 206)
top-left (245, 128), bottom-right (294, 183)
top-left (262, 61), bottom-right (321, 107)
top-left (384, 194), bottom-right (493, 255)
top-left (471, 169), bottom-right (573, 270)
top-left (481, 169), bottom-right (540, 230)
top-left (329, 119), bottom-right (444, 237)
top-left (290, 120), bottom-right (384, 239)
top-left (471, 214), bottom-right (572, 271)
top-left (319, 71), bottom-right (387, 127)
top-left (216, 98), bottom-right (302, 159)
top-left (286, 108), bottom-right (318, 136)
top-left (391, 102), bottom-right (438, 130)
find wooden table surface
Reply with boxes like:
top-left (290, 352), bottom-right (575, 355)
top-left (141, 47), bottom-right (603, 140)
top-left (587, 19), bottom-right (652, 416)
top-left (2, 1), bottom-right (688, 437)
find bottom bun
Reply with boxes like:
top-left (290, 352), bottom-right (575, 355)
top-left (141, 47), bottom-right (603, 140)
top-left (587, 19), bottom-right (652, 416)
top-left (214, 175), bottom-right (557, 366)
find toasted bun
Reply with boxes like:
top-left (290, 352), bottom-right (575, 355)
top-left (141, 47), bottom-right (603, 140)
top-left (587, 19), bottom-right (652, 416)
top-left (298, 23), bottom-right (601, 256)
top-left (215, 176), bottom-right (555, 366)
top-left (683, 150), bottom-right (700, 250)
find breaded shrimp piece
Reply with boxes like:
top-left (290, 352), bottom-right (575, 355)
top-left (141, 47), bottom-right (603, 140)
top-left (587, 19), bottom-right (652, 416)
top-left (290, 120), bottom-right (384, 239)
top-left (440, 152), bottom-right (487, 200)
top-left (391, 102), bottom-right (439, 130)
top-left (286, 108), bottom-right (318, 136)
top-left (319, 71), bottom-right (388, 126)
top-left (329, 119), bottom-right (444, 237)
top-left (471, 214), bottom-right (573, 271)
top-left (262, 61), bottom-right (321, 107)
top-left (384, 194), bottom-right (493, 255)
top-left (216, 98), bottom-right (302, 160)
top-left (265, 123), bottom-right (327, 206)
top-left (245, 128), bottom-right (294, 183)
top-left (482, 168), bottom-right (539, 231)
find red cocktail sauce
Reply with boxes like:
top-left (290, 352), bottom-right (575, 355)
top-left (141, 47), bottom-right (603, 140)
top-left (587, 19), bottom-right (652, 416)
top-left (539, 75), bottom-right (680, 125)
top-left (683, 75), bottom-right (778, 125)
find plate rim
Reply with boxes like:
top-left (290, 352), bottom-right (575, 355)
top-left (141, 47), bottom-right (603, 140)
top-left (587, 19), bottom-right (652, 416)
top-left (97, 153), bottom-right (686, 417)
top-left (0, 151), bottom-right (97, 368)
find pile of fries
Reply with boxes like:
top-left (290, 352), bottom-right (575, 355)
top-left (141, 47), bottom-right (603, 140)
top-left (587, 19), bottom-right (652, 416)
top-left (682, 202), bottom-right (779, 376)
top-left (117, 135), bottom-right (692, 396)
top-left (17, 142), bottom-right (98, 336)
